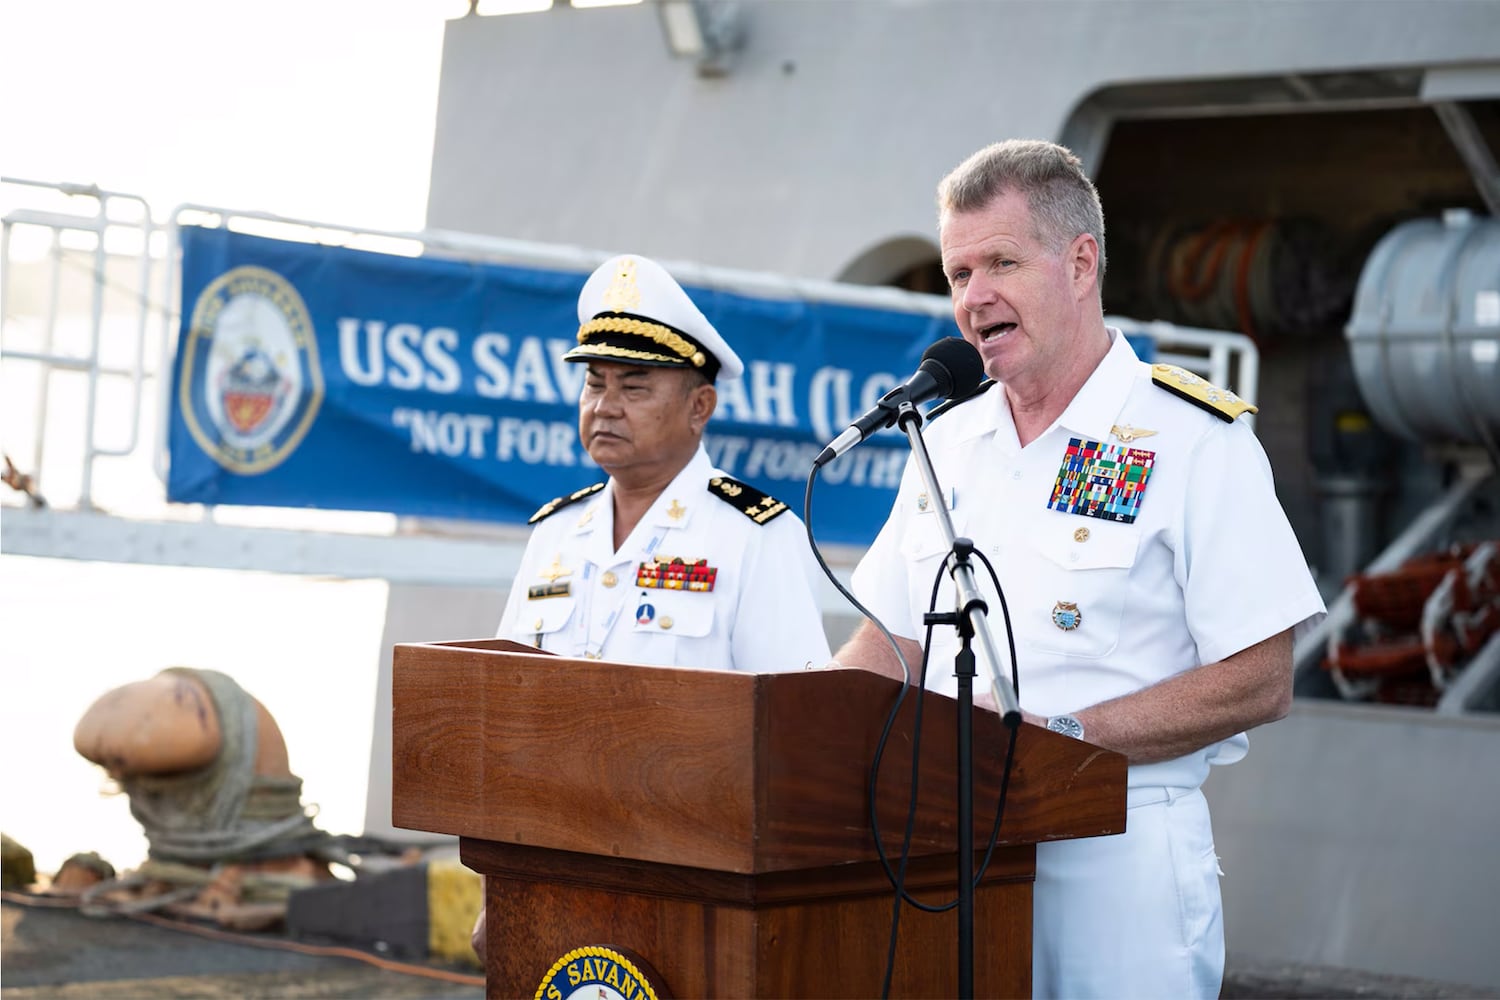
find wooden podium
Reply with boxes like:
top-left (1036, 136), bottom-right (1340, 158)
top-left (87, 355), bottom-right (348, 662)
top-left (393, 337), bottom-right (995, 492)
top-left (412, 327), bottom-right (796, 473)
top-left (392, 639), bottom-right (1125, 999)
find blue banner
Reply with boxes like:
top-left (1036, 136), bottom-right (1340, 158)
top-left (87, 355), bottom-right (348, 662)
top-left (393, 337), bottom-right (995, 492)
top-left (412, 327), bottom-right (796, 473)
top-left (168, 226), bottom-right (965, 546)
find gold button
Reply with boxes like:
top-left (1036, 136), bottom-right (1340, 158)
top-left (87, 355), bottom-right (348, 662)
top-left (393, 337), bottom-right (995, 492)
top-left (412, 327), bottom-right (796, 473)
top-left (1073, 527), bottom-right (1090, 543)
top-left (532, 618), bottom-right (543, 630)
top-left (602, 571), bottom-right (618, 588)
top-left (659, 616), bottom-right (674, 630)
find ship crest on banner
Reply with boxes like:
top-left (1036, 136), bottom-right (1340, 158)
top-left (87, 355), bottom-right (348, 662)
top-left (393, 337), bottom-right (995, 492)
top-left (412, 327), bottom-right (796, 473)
top-left (178, 265), bottom-right (324, 474)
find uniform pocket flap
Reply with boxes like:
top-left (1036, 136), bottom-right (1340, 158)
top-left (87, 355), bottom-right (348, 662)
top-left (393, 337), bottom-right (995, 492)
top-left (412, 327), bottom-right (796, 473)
top-left (898, 516), bottom-right (952, 562)
top-left (522, 596), bottom-right (576, 634)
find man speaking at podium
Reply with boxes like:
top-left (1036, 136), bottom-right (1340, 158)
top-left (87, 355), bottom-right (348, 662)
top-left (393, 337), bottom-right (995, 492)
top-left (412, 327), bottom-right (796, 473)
top-left (834, 140), bottom-right (1325, 998)
top-left (474, 253), bottom-right (832, 958)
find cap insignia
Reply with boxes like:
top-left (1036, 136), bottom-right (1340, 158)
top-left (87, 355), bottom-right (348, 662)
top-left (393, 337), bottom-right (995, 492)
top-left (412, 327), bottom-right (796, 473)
top-left (601, 257), bottom-right (642, 312)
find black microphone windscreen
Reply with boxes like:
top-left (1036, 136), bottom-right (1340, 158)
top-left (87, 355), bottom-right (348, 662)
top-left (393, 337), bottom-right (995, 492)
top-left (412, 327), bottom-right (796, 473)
top-left (920, 337), bottom-right (985, 400)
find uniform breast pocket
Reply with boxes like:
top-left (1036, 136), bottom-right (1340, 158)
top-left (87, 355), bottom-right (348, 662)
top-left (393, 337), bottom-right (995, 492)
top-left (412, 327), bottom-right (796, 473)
top-left (1016, 524), bottom-right (1140, 658)
top-left (899, 517), bottom-right (959, 623)
top-left (524, 596), bottom-right (577, 639)
top-left (629, 590), bottom-right (715, 639)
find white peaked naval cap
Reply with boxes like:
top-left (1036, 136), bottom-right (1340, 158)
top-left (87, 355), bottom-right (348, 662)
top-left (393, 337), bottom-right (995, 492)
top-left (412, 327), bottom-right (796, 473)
top-left (564, 254), bottom-right (744, 382)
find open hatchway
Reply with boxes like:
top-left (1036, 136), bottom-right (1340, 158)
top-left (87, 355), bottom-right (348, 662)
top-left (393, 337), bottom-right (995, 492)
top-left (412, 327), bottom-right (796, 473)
top-left (1082, 80), bottom-right (1500, 710)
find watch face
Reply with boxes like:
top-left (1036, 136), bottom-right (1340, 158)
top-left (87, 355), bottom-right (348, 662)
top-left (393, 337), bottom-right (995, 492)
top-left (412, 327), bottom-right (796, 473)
top-left (1048, 715), bottom-right (1084, 739)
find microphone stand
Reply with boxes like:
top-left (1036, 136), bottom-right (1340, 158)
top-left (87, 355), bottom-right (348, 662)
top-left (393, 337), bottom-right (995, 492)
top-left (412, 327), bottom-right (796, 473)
top-left (893, 400), bottom-right (1022, 998)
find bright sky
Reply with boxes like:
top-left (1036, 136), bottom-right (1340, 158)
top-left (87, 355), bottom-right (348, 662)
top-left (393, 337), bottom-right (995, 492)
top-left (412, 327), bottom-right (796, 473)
top-left (0, 0), bottom-right (461, 876)
top-left (1, 0), bottom-right (467, 232)
top-left (2, 0), bottom-right (666, 880)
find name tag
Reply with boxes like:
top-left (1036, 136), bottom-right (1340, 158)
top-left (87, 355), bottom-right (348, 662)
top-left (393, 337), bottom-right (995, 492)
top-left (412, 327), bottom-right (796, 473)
top-left (527, 582), bottom-right (572, 600)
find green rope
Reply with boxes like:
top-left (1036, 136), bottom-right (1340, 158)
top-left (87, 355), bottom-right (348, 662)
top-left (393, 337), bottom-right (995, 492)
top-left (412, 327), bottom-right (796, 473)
top-left (117, 669), bottom-right (329, 864)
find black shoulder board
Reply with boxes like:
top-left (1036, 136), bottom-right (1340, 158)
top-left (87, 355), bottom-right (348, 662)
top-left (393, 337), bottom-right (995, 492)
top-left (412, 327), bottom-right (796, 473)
top-left (1149, 363), bottom-right (1257, 423)
top-left (707, 476), bottom-right (789, 525)
top-left (927, 378), bottom-right (997, 421)
top-left (528, 481), bottom-right (605, 524)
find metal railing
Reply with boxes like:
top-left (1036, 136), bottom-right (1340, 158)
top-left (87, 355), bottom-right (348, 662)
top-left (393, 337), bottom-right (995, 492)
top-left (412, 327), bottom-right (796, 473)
top-left (2, 178), bottom-right (156, 510)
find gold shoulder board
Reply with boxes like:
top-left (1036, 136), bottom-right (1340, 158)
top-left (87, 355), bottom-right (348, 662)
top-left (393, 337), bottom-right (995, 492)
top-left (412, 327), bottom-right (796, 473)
top-left (528, 481), bottom-right (605, 524)
top-left (1150, 363), bottom-right (1258, 423)
top-left (707, 476), bottom-right (789, 525)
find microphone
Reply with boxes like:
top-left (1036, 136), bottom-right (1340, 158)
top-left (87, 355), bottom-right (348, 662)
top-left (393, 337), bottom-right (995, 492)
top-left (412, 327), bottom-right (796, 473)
top-left (813, 337), bottom-right (984, 468)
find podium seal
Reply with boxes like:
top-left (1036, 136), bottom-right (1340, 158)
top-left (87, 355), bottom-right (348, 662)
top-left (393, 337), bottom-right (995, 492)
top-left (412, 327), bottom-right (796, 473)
top-left (535, 944), bottom-right (669, 1000)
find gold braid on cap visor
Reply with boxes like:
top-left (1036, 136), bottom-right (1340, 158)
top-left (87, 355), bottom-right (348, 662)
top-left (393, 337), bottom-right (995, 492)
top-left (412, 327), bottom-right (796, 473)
top-left (577, 316), bottom-right (707, 368)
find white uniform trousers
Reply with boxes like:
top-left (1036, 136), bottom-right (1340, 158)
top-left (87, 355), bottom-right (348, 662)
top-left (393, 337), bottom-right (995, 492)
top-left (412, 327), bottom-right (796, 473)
top-left (1032, 787), bottom-right (1224, 999)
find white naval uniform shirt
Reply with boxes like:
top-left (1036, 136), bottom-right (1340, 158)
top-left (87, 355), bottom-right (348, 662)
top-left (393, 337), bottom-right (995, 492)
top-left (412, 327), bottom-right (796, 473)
top-left (852, 331), bottom-right (1326, 998)
top-left (497, 446), bottom-right (831, 673)
top-left (851, 330), bottom-right (1326, 789)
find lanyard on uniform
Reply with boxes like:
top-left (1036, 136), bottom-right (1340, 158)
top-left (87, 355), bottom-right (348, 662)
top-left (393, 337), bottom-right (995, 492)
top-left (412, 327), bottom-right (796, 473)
top-left (571, 563), bottom-right (594, 653)
top-left (584, 526), bottom-right (669, 659)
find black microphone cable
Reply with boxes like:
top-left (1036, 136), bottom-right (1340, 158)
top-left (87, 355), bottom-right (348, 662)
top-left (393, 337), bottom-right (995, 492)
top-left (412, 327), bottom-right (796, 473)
top-left (802, 444), bottom-right (1023, 1000)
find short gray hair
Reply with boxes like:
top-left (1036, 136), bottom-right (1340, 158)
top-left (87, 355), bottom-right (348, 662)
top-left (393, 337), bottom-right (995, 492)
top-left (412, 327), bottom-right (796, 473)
top-left (937, 139), bottom-right (1107, 282)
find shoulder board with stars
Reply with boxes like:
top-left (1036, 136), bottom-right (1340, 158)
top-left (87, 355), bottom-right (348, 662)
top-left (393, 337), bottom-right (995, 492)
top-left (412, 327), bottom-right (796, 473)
top-left (1150, 363), bottom-right (1257, 423)
top-left (528, 481), bottom-right (605, 524)
top-left (927, 378), bottom-right (997, 421)
top-left (707, 476), bottom-right (790, 525)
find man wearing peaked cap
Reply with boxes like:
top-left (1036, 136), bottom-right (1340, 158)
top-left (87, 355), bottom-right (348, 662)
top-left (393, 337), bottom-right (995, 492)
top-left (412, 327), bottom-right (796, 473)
top-left (475, 254), bottom-right (831, 959)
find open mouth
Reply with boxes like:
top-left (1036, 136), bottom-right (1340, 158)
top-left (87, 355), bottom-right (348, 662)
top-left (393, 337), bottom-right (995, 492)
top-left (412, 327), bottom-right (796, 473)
top-left (978, 322), bottom-right (1016, 343)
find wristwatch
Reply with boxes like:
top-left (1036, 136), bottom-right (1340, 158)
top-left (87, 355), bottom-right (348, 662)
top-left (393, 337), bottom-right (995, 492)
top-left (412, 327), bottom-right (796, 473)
top-left (1046, 714), bottom-right (1086, 740)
